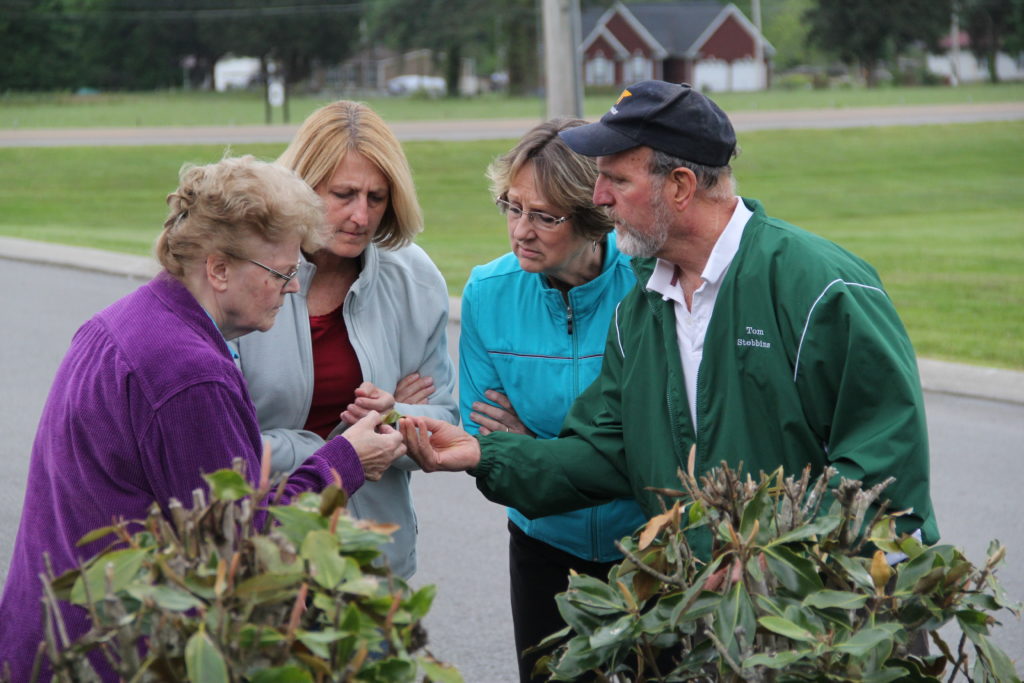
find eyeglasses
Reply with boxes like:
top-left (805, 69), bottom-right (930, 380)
top-left (247, 258), bottom-right (300, 288)
top-left (495, 197), bottom-right (569, 230)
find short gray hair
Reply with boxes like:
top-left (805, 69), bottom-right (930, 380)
top-left (648, 148), bottom-right (737, 201)
top-left (487, 117), bottom-right (613, 243)
top-left (156, 155), bottom-right (322, 279)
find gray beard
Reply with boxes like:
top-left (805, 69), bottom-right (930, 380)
top-left (614, 201), bottom-right (671, 258)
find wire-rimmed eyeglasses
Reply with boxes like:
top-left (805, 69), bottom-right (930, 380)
top-left (247, 258), bottom-right (300, 288)
top-left (495, 197), bottom-right (569, 230)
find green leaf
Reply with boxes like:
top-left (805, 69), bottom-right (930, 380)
top-left (713, 581), bottom-right (757, 660)
top-left (588, 614), bottom-right (635, 650)
top-left (688, 499), bottom-right (706, 525)
top-left (860, 667), bottom-right (916, 683)
top-left (833, 623), bottom-right (900, 657)
top-left (739, 476), bottom-right (773, 540)
top-left (758, 616), bottom-right (816, 643)
top-left (75, 524), bottom-right (121, 547)
top-left (233, 571), bottom-right (303, 599)
top-left (269, 505), bottom-right (328, 546)
top-left (337, 575), bottom-right (383, 598)
top-left (296, 629), bottom-right (344, 659)
top-left (563, 574), bottom-right (628, 615)
top-left (418, 656), bottom-right (465, 683)
top-left (762, 545), bottom-right (824, 595)
top-left (202, 469), bottom-right (253, 502)
top-left (249, 667), bottom-right (313, 683)
top-left (956, 612), bottom-right (1022, 682)
top-left (70, 547), bottom-right (149, 604)
top-left (125, 584), bottom-right (203, 611)
top-left (405, 584), bottom-right (437, 620)
top-left (743, 650), bottom-right (808, 669)
top-left (834, 554), bottom-right (875, 592)
top-left (237, 624), bottom-right (285, 649)
top-left (802, 589), bottom-right (869, 610)
top-left (184, 627), bottom-right (229, 683)
top-left (300, 529), bottom-right (349, 589)
top-left (771, 514), bottom-right (840, 545)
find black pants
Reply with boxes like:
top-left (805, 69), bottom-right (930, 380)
top-left (508, 520), bottom-right (619, 683)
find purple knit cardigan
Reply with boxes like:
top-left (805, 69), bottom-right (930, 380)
top-left (0, 273), bottom-right (365, 680)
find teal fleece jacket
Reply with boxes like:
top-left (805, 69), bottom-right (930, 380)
top-left (472, 199), bottom-right (939, 559)
top-left (460, 233), bottom-right (646, 562)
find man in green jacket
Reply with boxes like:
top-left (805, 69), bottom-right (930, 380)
top-left (402, 80), bottom-right (938, 557)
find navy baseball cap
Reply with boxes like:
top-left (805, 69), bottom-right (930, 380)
top-left (559, 81), bottom-right (736, 166)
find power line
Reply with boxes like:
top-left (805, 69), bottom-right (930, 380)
top-left (3, 3), bottom-right (366, 21)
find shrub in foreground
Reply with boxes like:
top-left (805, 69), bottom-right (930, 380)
top-left (540, 459), bottom-right (1021, 682)
top-left (5, 458), bottom-right (461, 683)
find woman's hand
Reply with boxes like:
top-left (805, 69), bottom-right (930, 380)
top-left (394, 372), bottom-right (434, 405)
top-left (342, 411), bottom-right (406, 481)
top-left (342, 374), bottom-right (434, 426)
top-left (341, 381), bottom-right (396, 425)
top-left (400, 416), bottom-right (482, 472)
top-left (471, 390), bottom-right (535, 437)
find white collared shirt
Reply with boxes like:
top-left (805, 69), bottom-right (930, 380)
top-left (645, 199), bottom-right (753, 429)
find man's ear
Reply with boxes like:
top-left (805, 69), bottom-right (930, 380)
top-left (206, 253), bottom-right (231, 292)
top-left (666, 166), bottom-right (698, 211)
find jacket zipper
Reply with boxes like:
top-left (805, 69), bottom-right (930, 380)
top-left (566, 302), bottom-right (574, 335)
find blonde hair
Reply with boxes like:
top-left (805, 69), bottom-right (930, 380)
top-left (278, 100), bottom-right (423, 250)
top-left (155, 155), bottom-right (323, 279)
top-left (487, 117), bottom-right (613, 243)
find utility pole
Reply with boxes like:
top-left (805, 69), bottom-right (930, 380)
top-left (950, 1), bottom-right (961, 86)
top-left (542, 0), bottom-right (583, 118)
top-left (751, 0), bottom-right (764, 89)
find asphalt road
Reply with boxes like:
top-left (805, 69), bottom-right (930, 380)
top-left (1, 101), bottom-right (1022, 147)
top-left (0, 259), bottom-right (1021, 679)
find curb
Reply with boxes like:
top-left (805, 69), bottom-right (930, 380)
top-left (2, 235), bottom-right (1021, 406)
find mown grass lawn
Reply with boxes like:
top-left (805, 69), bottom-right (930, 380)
top-left (0, 121), bottom-right (1020, 370)
top-left (1, 82), bottom-right (1023, 128)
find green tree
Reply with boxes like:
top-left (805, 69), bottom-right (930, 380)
top-left (805, 0), bottom-right (952, 85)
top-left (69, 0), bottom-right (210, 90)
top-left (0, 0), bottom-right (84, 90)
top-left (368, 0), bottom-right (540, 96)
top-left (961, 0), bottom-right (1024, 82)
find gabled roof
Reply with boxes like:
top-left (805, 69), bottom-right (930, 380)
top-left (582, 1), bottom-right (774, 58)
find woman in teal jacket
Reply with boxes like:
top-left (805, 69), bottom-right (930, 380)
top-left (459, 118), bottom-right (646, 682)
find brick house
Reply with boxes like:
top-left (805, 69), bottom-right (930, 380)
top-left (580, 1), bottom-right (773, 92)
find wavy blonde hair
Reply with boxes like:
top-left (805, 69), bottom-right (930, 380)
top-left (278, 100), bottom-right (423, 251)
top-left (155, 155), bottom-right (322, 279)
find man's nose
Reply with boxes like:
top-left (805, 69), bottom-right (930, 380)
top-left (593, 177), bottom-right (612, 207)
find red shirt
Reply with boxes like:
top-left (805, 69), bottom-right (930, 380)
top-left (303, 304), bottom-right (362, 439)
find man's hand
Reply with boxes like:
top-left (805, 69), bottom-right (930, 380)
top-left (400, 416), bottom-right (482, 472)
top-left (471, 390), bottom-right (535, 437)
top-left (394, 372), bottom-right (434, 405)
top-left (341, 411), bottom-right (406, 481)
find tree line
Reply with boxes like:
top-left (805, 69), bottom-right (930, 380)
top-left (1, 0), bottom-right (1022, 93)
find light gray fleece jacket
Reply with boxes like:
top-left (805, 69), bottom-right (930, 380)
top-left (233, 242), bottom-right (459, 578)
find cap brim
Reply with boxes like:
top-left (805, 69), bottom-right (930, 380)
top-left (558, 121), bottom-right (640, 157)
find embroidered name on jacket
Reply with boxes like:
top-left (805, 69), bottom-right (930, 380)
top-left (736, 325), bottom-right (772, 349)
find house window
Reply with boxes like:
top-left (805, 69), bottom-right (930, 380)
top-left (587, 54), bottom-right (614, 86)
top-left (624, 52), bottom-right (652, 83)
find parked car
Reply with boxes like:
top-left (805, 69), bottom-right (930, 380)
top-left (386, 74), bottom-right (446, 96)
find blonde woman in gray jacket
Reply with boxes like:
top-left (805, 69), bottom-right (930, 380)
top-left (233, 101), bottom-right (458, 579)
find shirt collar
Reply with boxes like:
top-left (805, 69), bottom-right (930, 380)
top-left (646, 198), bottom-right (753, 297)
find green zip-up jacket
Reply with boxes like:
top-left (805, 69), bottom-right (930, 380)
top-left (472, 198), bottom-right (938, 558)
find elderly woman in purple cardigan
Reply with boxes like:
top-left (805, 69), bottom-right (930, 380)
top-left (0, 155), bottom-right (407, 680)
